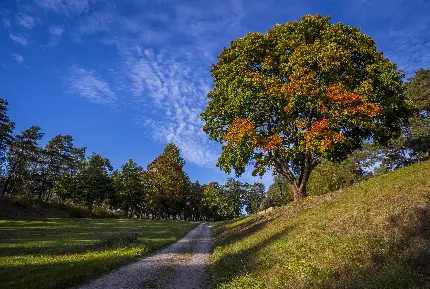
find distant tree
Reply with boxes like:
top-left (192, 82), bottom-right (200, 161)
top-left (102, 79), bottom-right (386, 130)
top-left (266, 175), bottom-right (293, 208)
top-left (223, 179), bottom-right (245, 218)
top-left (202, 182), bottom-right (224, 221)
top-left (307, 158), bottom-right (362, 196)
top-left (243, 182), bottom-right (266, 215)
top-left (2, 126), bottom-right (44, 196)
top-left (183, 177), bottom-right (204, 221)
top-left (0, 99), bottom-right (15, 179)
top-left (201, 14), bottom-right (411, 201)
top-left (75, 153), bottom-right (113, 214)
top-left (202, 179), bottom-right (246, 221)
top-left (146, 143), bottom-right (186, 219)
top-left (372, 68), bottom-right (430, 171)
top-left (404, 69), bottom-right (430, 161)
top-left (33, 135), bottom-right (85, 200)
top-left (113, 159), bottom-right (147, 218)
top-left (53, 145), bottom-right (86, 202)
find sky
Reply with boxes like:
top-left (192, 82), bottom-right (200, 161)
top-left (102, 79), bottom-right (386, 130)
top-left (0, 0), bottom-right (429, 188)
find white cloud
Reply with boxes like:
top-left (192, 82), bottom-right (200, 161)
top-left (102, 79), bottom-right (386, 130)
top-left (382, 22), bottom-right (430, 76)
top-left (44, 25), bottom-right (65, 47)
top-left (122, 48), bottom-right (218, 166)
top-left (33, 0), bottom-right (94, 17)
top-left (65, 65), bottom-right (117, 105)
top-left (22, 0), bottom-right (244, 167)
top-left (61, 0), bottom-right (248, 167)
top-left (71, 9), bottom-right (117, 42)
top-left (11, 53), bottom-right (24, 63)
top-left (15, 13), bottom-right (36, 29)
top-left (49, 25), bottom-right (64, 36)
top-left (9, 33), bottom-right (28, 46)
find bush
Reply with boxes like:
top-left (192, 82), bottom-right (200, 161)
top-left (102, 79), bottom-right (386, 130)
top-left (68, 205), bottom-right (90, 218)
top-left (97, 231), bottom-right (139, 248)
top-left (307, 159), bottom-right (361, 196)
top-left (92, 206), bottom-right (119, 218)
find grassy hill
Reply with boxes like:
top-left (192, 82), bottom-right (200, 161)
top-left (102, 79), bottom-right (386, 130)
top-left (207, 160), bottom-right (430, 289)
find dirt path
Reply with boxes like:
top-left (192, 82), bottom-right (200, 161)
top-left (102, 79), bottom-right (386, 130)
top-left (79, 222), bottom-right (213, 289)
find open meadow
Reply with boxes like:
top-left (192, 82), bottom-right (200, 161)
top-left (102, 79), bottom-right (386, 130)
top-left (0, 218), bottom-right (199, 289)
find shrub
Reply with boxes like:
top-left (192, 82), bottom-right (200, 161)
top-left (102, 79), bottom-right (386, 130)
top-left (97, 231), bottom-right (140, 248)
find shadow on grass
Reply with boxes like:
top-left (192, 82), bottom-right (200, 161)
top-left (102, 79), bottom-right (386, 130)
top-left (214, 216), bottom-right (275, 248)
top-left (0, 253), bottom-right (139, 289)
top-left (324, 205), bottom-right (430, 289)
top-left (209, 204), bottom-right (430, 289)
top-left (208, 224), bottom-right (293, 287)
top-left (0, 254), bottom-right (208, 289)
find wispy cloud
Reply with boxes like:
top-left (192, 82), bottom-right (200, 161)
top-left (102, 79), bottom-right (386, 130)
top-left (44, 25), bottom-right (65, 47)
top-left (59, 0), bottom-right (246, 167)
top-left (1, 10), bottom-right (11, 28)
top-left (49, 25), bottom-right (64, 36)
top-left (2, 18), bottom-right (11, 28)
top-left (9, 33), bottom-right (28, 46)
top-left (33, 0), bottom-right (94, 17)
top-left (122, 48), bottom-right (218, 166)
top-left (15, 12), bottom-right (37, 29)
top-left (71, 9), bottom-right (117, 42)
top-left (64, 65), bottom-right (117, 105)
top-left (115, 46), bottom-right (217, 166)
top-left (11, 53), bottom-right (24, 63)
top-left (382, 21), bottom-right (430, 76)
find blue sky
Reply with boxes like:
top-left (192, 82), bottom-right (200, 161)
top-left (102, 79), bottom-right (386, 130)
top-left (0, 0), bottom-right (429, 188)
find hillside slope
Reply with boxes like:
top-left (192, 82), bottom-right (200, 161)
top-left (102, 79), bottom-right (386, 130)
top-left (208, 161), bottom-right (430, 289)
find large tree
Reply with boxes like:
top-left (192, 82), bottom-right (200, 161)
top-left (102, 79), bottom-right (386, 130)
top-left (201, 14), bottom-right (411, 200)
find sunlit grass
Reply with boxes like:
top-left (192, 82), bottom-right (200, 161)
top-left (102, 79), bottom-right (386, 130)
top-left (0, 218), bottom-right (199, 289)
top-left (208, 160), bottom-right (430, 289)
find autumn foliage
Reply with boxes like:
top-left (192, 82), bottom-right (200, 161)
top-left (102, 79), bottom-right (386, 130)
top-left (201, 14), bottom-right (411, 200)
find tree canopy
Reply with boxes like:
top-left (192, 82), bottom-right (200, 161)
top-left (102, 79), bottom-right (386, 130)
top-left (201, 14), bottom-right (411, 200)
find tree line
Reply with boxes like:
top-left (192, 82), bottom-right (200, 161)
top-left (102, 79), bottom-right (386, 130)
top-left (0, 102), bottom-right (266, 220)
top-left (1, 67), bottom-right (428, 218)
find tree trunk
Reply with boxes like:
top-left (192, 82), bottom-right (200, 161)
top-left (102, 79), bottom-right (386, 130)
top-left (88, 202), bottom-right (93, 216)
top-left (291, 182), bottom-right (307, 201)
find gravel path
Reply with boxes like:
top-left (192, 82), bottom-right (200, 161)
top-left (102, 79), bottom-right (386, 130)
top-left (79, 222), bottom-right (213, 289)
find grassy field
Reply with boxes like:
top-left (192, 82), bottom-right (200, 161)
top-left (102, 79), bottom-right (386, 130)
top-left (0, 218), bottom-right (199, 289)
top-left (207, 160), bottom-right (430, 289)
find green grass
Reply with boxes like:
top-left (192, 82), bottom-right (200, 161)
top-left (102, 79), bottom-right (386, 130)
top-left (208, 160), bottom-right (430, 289)
top-left (0, 218), bottom-right (199, 289)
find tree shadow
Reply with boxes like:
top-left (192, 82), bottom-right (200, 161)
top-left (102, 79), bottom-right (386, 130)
top-left (214, 215), bottom-right (276, 248)
top-left (208, 224), bottom-right (293, 287)
top-left (0, 253), bottom-right (211, 289)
